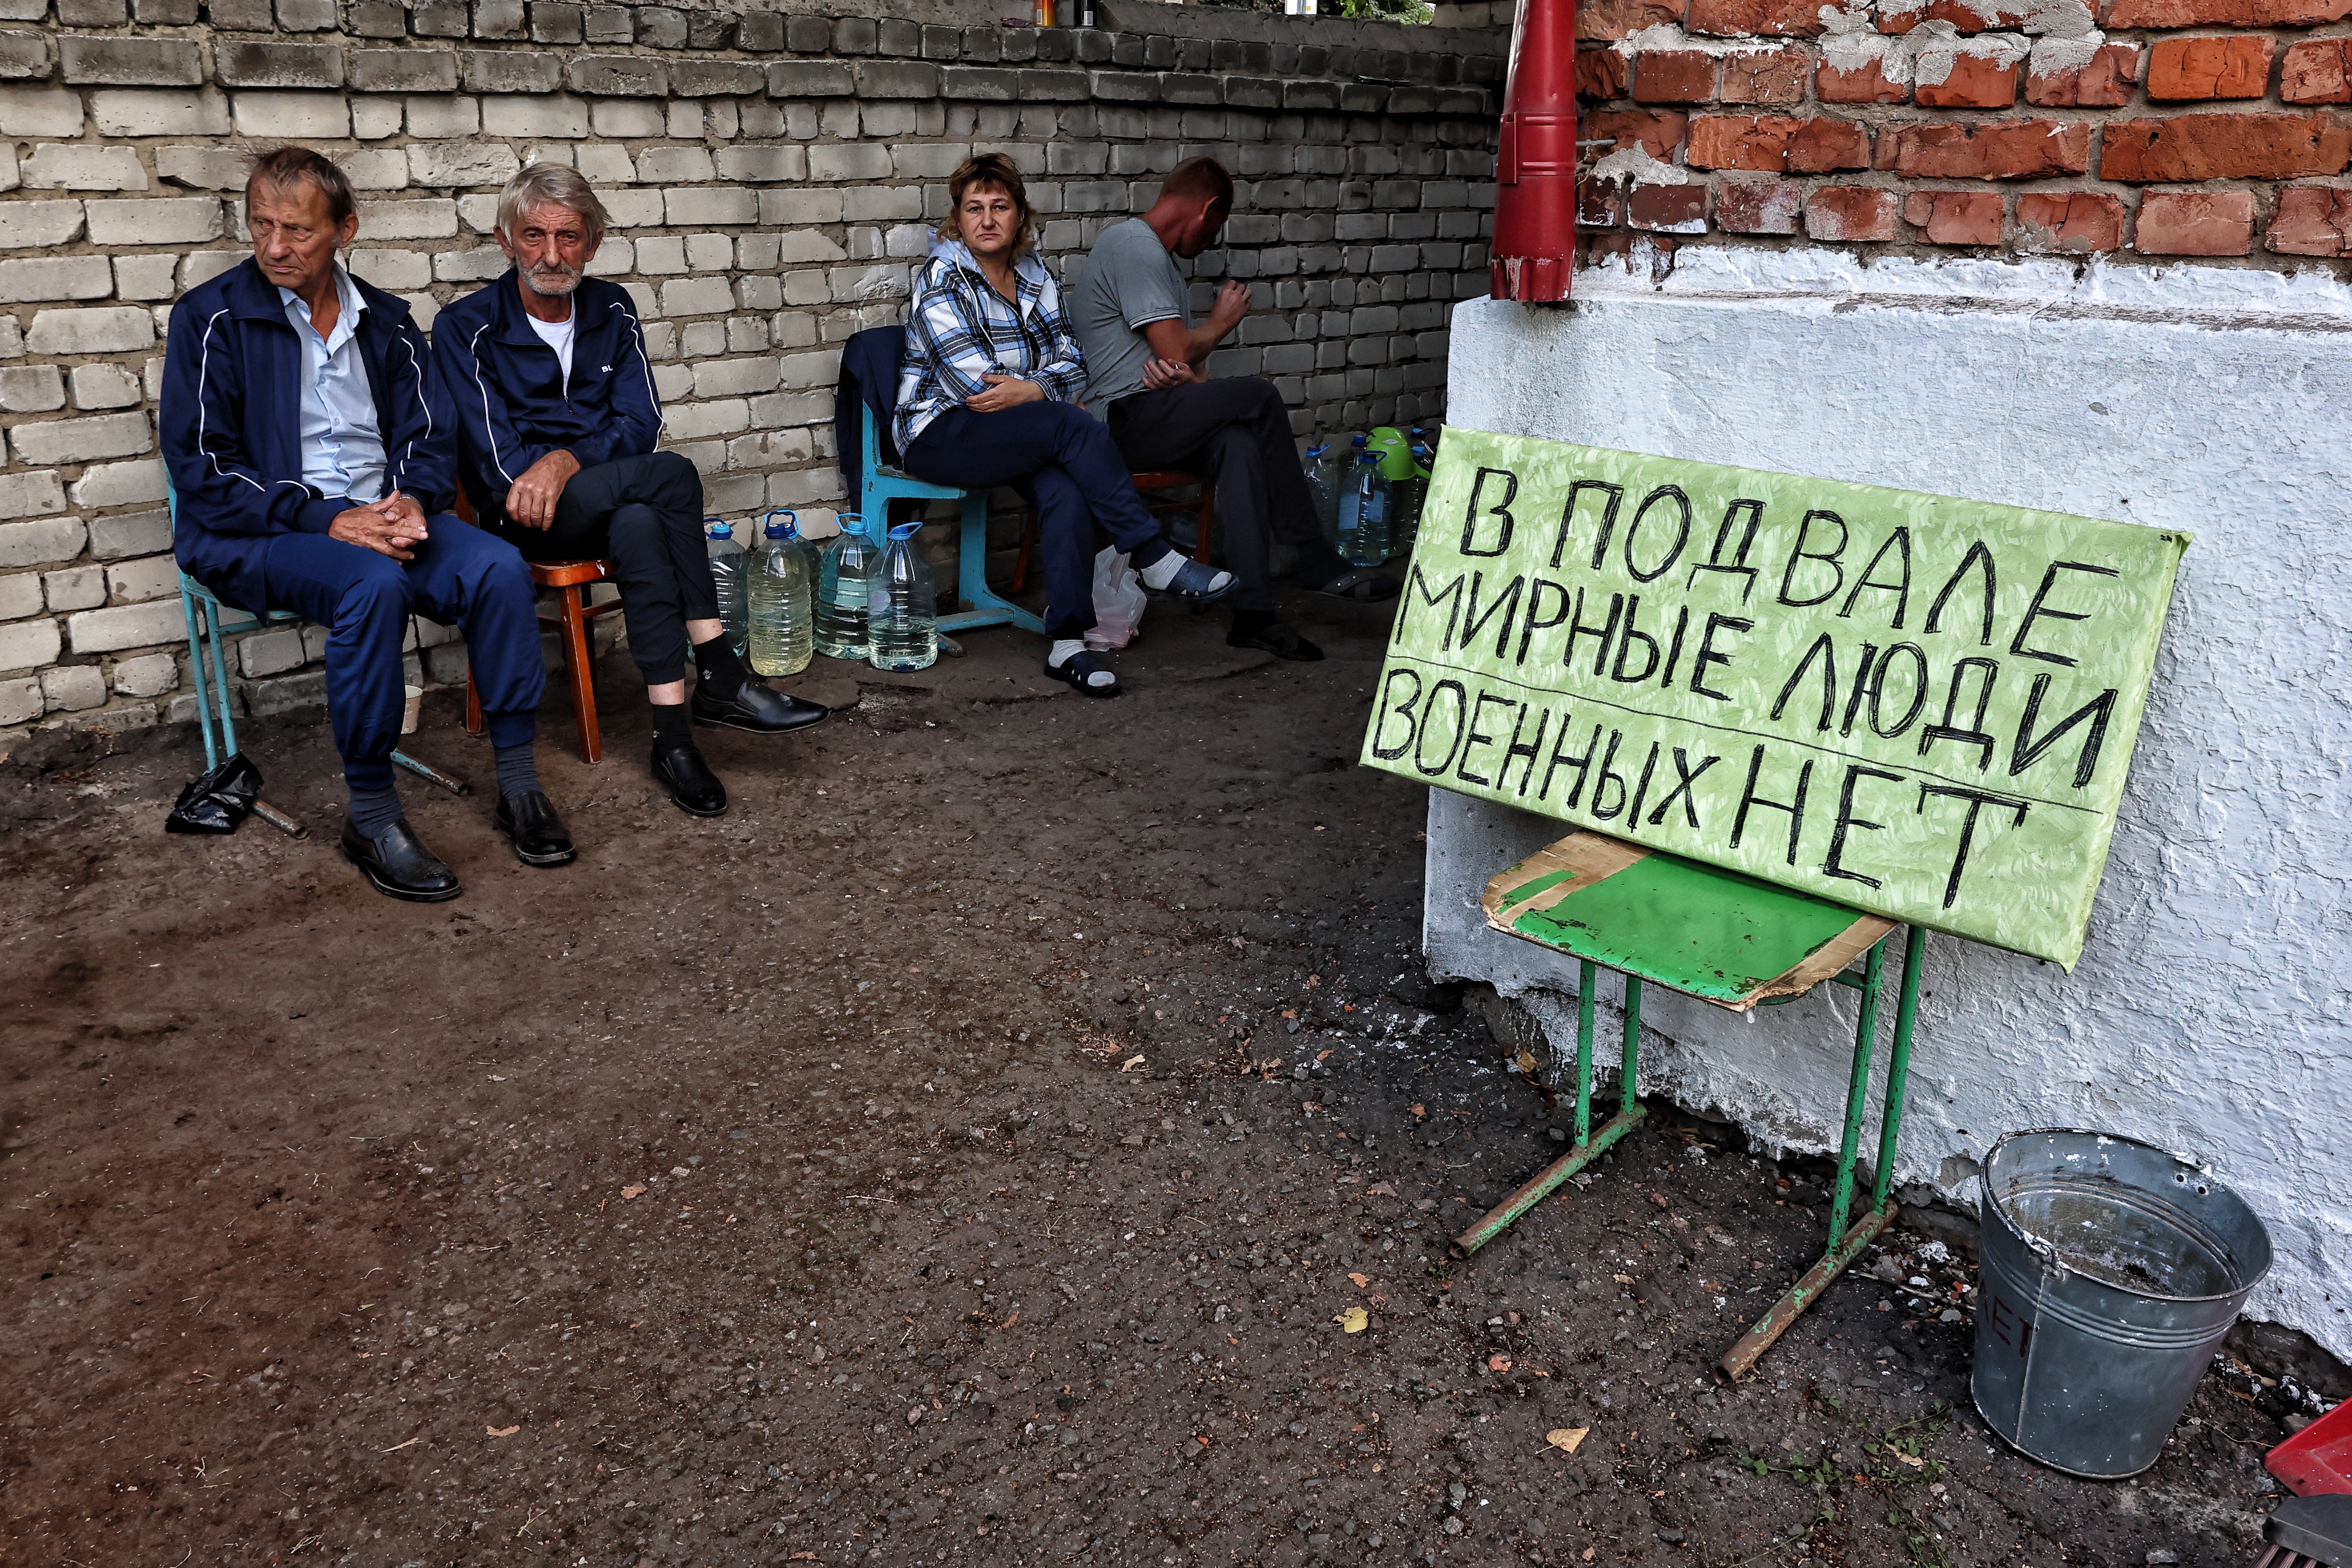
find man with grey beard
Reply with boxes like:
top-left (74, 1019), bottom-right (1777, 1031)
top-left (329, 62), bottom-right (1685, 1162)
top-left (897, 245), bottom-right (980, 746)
top-left (433, 165), bottom-right (824, 820)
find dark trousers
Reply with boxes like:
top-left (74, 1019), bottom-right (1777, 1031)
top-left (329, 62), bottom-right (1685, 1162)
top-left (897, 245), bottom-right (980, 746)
top-left (903, 400), bottom-right (1170, 640)
top-left (495, 450), bottom-right (715, 686)
top-left (259, 514), bottom-right (543, 792)
top-left (1107, 376), bottom-right (1345, 614)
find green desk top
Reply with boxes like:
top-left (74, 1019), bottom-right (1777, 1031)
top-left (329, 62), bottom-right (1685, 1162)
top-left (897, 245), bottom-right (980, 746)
top-left (1484, 832), bottom-right (1895, 1009)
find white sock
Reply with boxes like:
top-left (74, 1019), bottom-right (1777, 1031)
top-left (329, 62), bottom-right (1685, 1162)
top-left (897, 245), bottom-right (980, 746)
top-left (1138, 552), bottom-right (1233, 593)
top-left (1048, 639), bottom-right (1116, 690)
top-left (1136, 552), bottom-right (1184, 590)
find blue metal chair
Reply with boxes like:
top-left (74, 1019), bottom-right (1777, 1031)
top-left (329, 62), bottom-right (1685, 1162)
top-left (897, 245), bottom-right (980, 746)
top-left (168, 478), bottom-right (467, 837)
top-left (855, 407), bottom-right (1043, 638)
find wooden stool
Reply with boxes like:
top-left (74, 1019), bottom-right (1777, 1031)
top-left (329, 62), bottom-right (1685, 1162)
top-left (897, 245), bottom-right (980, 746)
top-left (464, 558), bottom-right (620, 764)
top-left (452, 489), bottom-right (619, 765)
top-left (1011, 470), bottom-right (1214, 594)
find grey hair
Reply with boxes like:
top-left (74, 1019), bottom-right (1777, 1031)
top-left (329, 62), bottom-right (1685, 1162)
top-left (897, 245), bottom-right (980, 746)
top-left (496, 162), bottom-right (610, 245)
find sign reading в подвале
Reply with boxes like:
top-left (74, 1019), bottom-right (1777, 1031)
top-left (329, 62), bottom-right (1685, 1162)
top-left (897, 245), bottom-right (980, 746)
top-left (1359, 431), bottom-right (2190, 969)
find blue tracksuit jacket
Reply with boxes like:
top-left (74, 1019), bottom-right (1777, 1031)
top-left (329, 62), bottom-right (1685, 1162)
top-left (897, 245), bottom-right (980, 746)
top-left (428, 270), bottom-right (662, 522)
top-left (160, 256), bottom-right (453, 615)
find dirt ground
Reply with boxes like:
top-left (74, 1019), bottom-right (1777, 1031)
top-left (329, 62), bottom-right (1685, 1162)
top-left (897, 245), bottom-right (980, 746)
top-left (0, 586), bottom-right (2320, 1568)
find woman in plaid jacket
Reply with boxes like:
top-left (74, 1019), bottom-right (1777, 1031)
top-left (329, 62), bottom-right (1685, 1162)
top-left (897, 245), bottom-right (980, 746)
top-left (895, 153), bottom-right (1235, 697)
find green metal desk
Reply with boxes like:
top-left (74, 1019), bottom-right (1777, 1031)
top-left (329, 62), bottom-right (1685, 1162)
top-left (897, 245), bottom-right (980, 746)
top-left (1446, 830), bottom-right (1927, 1381)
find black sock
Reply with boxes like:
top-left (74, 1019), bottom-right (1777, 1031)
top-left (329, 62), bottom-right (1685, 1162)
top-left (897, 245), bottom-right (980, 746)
top-left (651, 701), bottom-right (692, 748)
top-left (494, 742), bottom-right (542, 802)
top-left (347, 780), bottom-right (402, 838)
top-left (692, 634), bottom-right (746, 701)
top-left (1231, 608), bottom-right (1281, 637)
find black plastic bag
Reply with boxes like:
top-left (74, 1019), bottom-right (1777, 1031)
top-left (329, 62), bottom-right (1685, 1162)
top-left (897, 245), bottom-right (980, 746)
top-left (165, 752), bottom-right (262, 835)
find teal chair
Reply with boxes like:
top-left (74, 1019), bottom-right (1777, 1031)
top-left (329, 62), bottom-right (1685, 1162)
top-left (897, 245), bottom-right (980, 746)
top-left (168, 478), bottom-right (468, 836)
top-left (855, 405), bottom-right (1043, 638)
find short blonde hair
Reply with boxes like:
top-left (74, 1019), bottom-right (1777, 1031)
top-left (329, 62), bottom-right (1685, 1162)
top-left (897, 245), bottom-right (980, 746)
top-left (935, 153), bottom-right (1035, 255)
top-left (496, 162), bottom-right (610, 246)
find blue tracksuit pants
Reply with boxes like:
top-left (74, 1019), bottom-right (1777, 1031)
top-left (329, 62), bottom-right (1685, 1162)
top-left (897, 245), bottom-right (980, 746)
top-left (259, 514), bottom-right (544, 790)
top-left (902, 400), bottom-right (1172, 640)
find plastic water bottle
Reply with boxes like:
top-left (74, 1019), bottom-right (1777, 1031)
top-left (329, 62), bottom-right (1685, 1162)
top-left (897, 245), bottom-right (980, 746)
top-left (705, 517), bottom-right (748, 655)
top-left (814, 511), bottom-right (876, 661)
top-left (748, 509), bottom-right (815, 678)
top-left (869, 521), bottom-right (938, 672)
top-left (1398, 436), bottom-right (1434, 555)
top-left (1303, 443), bottom-right (1340, 547)
top-left (1344, 451), bottom-right (1391, 567)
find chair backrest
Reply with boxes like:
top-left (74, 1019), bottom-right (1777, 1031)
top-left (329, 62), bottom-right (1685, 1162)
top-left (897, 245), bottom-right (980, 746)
top-left (840, 325), bottom-right (906, 485)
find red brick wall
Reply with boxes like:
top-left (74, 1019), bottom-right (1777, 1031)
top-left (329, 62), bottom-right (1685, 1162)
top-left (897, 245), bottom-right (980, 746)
top-left (1572, 0), bottom-right (2352, 262)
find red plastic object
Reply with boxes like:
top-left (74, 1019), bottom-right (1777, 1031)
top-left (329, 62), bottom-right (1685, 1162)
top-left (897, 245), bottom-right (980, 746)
top-left (1489, 0), bottom-right (1577, 302)
top-left (2268, 1400), bottom-right (2352, 1497)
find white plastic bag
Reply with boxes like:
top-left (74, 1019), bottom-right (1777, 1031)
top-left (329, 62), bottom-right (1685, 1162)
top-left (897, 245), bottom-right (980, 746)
top-left (1084, 545), bottom-right (1147, 651)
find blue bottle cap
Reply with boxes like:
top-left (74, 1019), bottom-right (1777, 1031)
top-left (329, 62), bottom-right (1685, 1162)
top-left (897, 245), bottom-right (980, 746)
top-left (836, 511), bottom-right (865, 536)
top-left (766, 521), bottom-right (795, 540)
top-left (888, 521), bottom-right (921, 541)
top-left (763, 507), bottom-right (799, 539)
top-left (705, 518), bottom-right (733, 539)
top-left (1350, 433), bottom-right (1368, 446)
top-left (1358, 451), bottom-right (1380, 464)
top-left (1306, 443), bottom-right (1327, 457)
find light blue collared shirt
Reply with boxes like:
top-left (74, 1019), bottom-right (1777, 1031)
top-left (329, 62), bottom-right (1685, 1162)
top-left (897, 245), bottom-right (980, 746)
top-left (279, 266), bottom-right (387, 504)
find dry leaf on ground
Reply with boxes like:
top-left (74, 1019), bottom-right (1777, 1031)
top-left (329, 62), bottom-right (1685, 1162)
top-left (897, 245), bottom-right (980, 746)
top-left (620, 1184), bottom-right (645, 1200)
top-left (486, 1425), bottom-right (520, 1438)
top-left (1335, 1306), bottom-right (1368, 1334)
top-left (1546, 1427), bottom-right (1589, 1454)
top-left (1488, 1354), bottom-right (1512, 1373)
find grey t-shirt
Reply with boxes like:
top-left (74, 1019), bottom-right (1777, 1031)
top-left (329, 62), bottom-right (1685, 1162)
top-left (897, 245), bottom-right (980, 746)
top-left (1069, 217), bottom-right (1189, 410)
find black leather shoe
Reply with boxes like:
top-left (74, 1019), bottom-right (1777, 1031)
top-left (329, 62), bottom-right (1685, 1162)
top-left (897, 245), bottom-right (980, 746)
top-left (494, 789), bottom-right (575, 867)
top-left (340, 816), bottom-right (462, 902)
top-left (652, 738), bottom-right (727, 817)
top-left (692, 679), bottom-right (828, 735)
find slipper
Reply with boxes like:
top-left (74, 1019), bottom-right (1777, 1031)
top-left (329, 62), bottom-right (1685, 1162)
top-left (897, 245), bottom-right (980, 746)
top-left (1045, 649), bottom-right (1122, 697)
top-left (1305, 566), bottom-right (1400, 602)
top-left (1141, 555), bottom-right (1237, 607)
top-left (1227, 621), bottom-right (1324, 662)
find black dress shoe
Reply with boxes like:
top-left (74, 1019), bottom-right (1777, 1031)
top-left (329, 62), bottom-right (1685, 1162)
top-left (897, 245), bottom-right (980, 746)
top-left (340, 816), bottom-right (461, 902)
top-left (494, 788), bottom-right (575, 867)
top-left (652, 738), bottom-right (727, 817)
top-left (692, 679), bottom-right (828, 734)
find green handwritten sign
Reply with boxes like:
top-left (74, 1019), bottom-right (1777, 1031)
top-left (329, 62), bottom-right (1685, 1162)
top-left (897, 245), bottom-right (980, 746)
top-left (1359, 431), bottom-right (2190, 968)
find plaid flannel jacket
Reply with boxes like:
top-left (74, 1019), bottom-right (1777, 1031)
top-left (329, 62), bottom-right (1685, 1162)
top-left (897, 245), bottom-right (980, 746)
top-left (894, 238), bottom-right (1087, 453)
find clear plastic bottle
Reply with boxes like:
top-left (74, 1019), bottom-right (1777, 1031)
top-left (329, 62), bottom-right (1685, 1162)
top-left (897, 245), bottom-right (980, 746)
top-left (869, 521), bottom-right (938, 673)
top-left (1344, 451), bottom-right (1392, 568)
top-left (1398, 435), bottom-right (1434, 555)
top-left (814, 511), bottom-right (876, 661)
top-left (747, 508), bottom-right (815, 678)
top-left (1303, 443), bottom-right (1339, 547)
top-left (704, 517), bottom-right (748, 655)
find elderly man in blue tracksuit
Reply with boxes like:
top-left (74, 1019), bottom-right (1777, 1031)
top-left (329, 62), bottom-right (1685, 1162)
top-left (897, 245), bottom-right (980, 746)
top-left (162, 146), bottom-right (568, 902)
top-left (432, 164), bottom-right (824, 820)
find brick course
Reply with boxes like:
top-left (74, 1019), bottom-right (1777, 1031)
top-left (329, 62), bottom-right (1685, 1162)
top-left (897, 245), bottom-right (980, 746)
top-left (1576, 0), bottom-right (2352, 268)
top-left (0, 3), bottom-right (1499, 738)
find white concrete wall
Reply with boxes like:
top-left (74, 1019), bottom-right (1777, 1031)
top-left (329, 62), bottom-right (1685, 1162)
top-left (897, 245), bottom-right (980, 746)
top-left (1426, 248), bottom-right (2352, 1362)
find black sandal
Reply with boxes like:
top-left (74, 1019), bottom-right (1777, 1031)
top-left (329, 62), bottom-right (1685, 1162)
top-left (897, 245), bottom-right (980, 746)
top-left (1306, 566), bottom-right (1400, 602)
top-left (1045, 649), bottom-right (1121, 697)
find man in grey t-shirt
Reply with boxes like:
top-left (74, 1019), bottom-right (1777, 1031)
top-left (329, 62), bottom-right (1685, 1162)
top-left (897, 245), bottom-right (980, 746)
top-left (1069, 158), bottom-right (1397, 662)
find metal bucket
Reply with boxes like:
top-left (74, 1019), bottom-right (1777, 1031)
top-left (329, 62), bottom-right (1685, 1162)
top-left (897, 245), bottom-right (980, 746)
top-left (1972, 1129), bottom-right (2272, 1478)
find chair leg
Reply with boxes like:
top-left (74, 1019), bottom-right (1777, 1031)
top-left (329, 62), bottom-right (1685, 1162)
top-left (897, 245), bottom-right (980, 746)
top-left (557, 586), bottom-right (601, 764)
top-left (1195, 484), bottom-right (1216, 566)
top-left (180, 589), bottom-right (220, 771)
top-left (464, 665), bottom-right (483, 736)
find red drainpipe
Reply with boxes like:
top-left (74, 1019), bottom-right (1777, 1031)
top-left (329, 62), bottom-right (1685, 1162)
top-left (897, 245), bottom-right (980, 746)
top-left (1489, 0), bottom-right (1577, 302)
